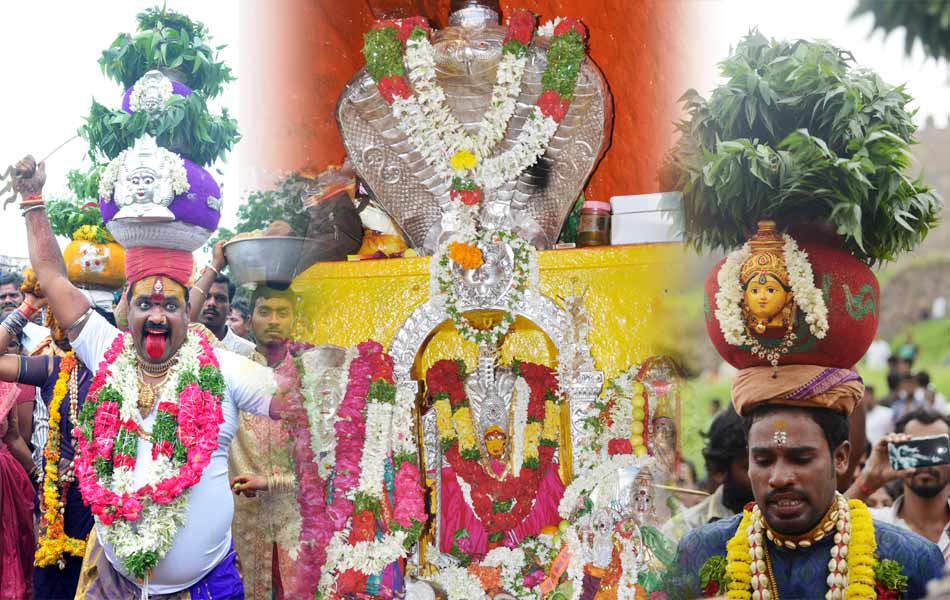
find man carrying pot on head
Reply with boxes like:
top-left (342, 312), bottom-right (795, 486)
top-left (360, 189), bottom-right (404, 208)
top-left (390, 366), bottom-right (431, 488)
top-left (14, 156), bottom-right (293, 599)
top-left (228, 284), bottom-right (301, 599)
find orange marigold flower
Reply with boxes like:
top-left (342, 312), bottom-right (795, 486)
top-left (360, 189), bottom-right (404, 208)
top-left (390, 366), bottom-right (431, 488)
top-left (448, 242), bottom-right (484, 270)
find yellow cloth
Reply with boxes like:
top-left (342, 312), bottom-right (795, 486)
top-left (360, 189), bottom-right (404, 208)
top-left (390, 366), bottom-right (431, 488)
top-left (732, 365), bottom-right (864, 416)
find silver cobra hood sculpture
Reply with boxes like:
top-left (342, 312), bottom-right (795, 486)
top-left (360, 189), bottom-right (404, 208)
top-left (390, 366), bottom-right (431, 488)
top-left (336, 0), bottom-right (612, 254)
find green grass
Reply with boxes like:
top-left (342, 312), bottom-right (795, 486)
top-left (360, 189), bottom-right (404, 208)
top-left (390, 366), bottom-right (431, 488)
top-left (681, 378), bottom-right (732, 481)
top-left (872, 253), bottom-right (950, 288)
top-left (681, 317), bottom-right (950, 481)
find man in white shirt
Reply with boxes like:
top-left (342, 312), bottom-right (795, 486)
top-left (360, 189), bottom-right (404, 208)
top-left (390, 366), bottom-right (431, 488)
top-left (18, 158), bottom-right (289, 598)
top-left (859, 408), bottom-right (950, 562)
top-left (864, 384), bottom-right (894, 445)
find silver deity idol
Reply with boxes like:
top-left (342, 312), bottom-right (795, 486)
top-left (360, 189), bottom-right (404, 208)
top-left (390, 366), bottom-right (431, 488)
top-left (336, 0), bottom-right (612, 254)
top-left (110, 135), bottom-right (184, 221)
top-left (130, 70), bottom-right (174, 114)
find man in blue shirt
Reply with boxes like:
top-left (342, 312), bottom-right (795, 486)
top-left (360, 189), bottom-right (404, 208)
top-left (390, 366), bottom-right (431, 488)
top-left (674, 366), bottom-right (944, 599)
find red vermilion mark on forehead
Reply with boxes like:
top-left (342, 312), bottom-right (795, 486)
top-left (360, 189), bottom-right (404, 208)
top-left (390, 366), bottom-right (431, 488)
top-left (151, 277), bottom-right (165, 302)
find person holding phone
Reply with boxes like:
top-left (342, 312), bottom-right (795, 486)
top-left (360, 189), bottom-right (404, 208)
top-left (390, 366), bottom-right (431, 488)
top-left (852, 408), bottom-right (950, 561)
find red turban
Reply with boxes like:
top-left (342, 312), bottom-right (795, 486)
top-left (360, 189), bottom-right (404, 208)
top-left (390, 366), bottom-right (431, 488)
top-left (124, 247), bottom-right (194, 286)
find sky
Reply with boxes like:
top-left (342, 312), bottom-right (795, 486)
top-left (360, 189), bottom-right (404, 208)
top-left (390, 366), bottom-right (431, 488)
top-left (0, 1), bottom-right (241, 260)
top-left (0, 0), bottom-right (947, 259)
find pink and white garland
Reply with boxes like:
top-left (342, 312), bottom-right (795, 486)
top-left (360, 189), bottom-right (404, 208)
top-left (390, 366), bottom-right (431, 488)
top-left (284, 341), bottom-right (426, 598)
top-left (73, 329), bottom-right (224, 579)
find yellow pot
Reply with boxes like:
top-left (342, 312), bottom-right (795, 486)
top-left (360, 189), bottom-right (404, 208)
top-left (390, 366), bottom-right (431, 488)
top-left (64, 240), bottom-right (126, 289)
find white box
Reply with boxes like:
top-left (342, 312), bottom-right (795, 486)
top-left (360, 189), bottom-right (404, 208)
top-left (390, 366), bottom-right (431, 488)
top-left (609, 192), bottom-right (683, 245)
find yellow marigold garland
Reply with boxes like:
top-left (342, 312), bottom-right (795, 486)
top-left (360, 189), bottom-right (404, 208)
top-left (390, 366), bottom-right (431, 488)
top-left (35, 352), bottom-right (87, 567)
top-left (846, 499), bottom-right (877, 600)
top-left (434, 398), bottom-right (456, 442)
top-left (725, 509), bottom-right (754, 600)
top-left (721, 499), bottom-right (877, 600)
top-left (541, 400), bottom-right (560, 441)
top-left (522, 421), bottom-right (542, 462)
top-left (452, 406), bottom-right (479, 456)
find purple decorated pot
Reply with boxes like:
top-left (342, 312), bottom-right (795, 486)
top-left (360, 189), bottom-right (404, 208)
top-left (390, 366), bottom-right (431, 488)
top-left (99, 135), bottom-right (221, 251)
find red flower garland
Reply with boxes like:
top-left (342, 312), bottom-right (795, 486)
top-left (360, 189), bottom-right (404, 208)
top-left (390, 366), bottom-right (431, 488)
top-left (427, 360), bottom-right (561, 537)
top-left (73, 330), bottom-right (223, 526)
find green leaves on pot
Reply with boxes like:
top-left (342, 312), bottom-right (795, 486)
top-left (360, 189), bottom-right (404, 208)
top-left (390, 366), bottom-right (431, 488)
top-left (47, 168), bottom-right (111, 242)
top-left (99, 6), bottom-right (233, 98)
top-left (664, 31), bottom-right (942, 265)
top-left (80, 94), bottom-right (239, 167)
top-left (852, 0), bottom-right (950, 61)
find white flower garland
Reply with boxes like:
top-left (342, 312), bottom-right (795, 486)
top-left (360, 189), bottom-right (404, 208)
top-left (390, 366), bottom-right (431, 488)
top-left (357, 402), bottom-right (392, 496)
top-left (431, 229), bottom-right (538, 346)
top-left (300, 347), bottom-right (356, 478)
top-left (510, 377), bottom-right (531, 477)
top-left (617, 531), bottom-right (643, 600)
top-left (537, 18), bottom-right (564, 38)
top-left (392, 385), bottom-right (417, 457)
top-left (784, 234), bottom-right (829, 339)
top-left (428, 565), bottom-right (487, 600)
top-left (562, 526), bottom-right (586, 600)
top-left (319, 528), bottom-right (410, 592)
top-left (482, 545), bottom-right (537, 600)
top-left (388, 27), bottom-right (563, 194)
top-left (715, 242), bottom-right (752, 346)
top-left (94, 334), bottom-right (202, 577)
top-left (404, 35), bottom-right (527, 161)
top-left (715, 234), bottom-right (829, 347)
top-left (472, 108), bottom-right (560, 191)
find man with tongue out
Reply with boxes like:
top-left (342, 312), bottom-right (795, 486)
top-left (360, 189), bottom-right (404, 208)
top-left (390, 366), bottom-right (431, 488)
top-left (674, 365), bottom-right (945, 599)
top-left (16, 158), bottom-right (290, 598)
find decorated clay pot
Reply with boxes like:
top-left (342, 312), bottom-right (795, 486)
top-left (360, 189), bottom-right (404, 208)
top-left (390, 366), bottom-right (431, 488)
top-left (99, 136), bottom-right (222, 251)
top-left (64, 240), bottom-right (126, 289)
top-left (704, 226), bottom-right (879, 370)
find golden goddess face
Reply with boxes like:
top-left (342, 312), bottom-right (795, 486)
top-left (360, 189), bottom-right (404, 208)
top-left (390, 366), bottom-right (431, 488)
top-left (744, 273), bottom-right (790, 323)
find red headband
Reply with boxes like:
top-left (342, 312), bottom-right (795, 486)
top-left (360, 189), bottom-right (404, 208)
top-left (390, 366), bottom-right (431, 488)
top-left (125, 247), bottom-right (194, 287)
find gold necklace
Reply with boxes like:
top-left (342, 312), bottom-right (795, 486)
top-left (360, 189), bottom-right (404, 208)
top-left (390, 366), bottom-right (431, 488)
top-left (136, 366), bottom-right (169, 419)
top-left (139, 353), bottom-right (178, 376)
top-left (763, 501), bottom-right (838, 549)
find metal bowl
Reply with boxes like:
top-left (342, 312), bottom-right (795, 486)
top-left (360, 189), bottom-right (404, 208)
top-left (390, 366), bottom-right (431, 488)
top-left (223, 236), bottom-right (335, 289)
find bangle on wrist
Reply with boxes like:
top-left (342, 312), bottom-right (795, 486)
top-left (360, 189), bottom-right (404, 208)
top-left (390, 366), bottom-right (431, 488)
top-left (21, 204), bottom-right (46, 216)
top-left (1, 310), bottom-right (29, 337)
top-left (858, 480), bottom-right (875, 497)
top-left (26, 194), bottom-right (43, 201)
top-left (206, 264), bottom-right (221, 277)
top-left (18, 303), bottom-right (38, 318)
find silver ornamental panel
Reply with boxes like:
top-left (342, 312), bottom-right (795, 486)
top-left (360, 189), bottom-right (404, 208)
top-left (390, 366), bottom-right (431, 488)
top-left (336, 23), bottom-right (611, 254)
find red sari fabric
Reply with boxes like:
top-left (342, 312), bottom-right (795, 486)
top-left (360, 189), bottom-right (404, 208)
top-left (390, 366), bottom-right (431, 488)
top-left (0, 381), bottom-right (35, 599)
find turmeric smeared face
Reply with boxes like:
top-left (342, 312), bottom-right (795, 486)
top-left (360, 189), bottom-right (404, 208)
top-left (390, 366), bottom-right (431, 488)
top-left (127, 276), bottom-right (189, 364)
top-left (743, 273), bottom-right (790, 323)
top-left (484, 425), bottom-right (507, 459)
